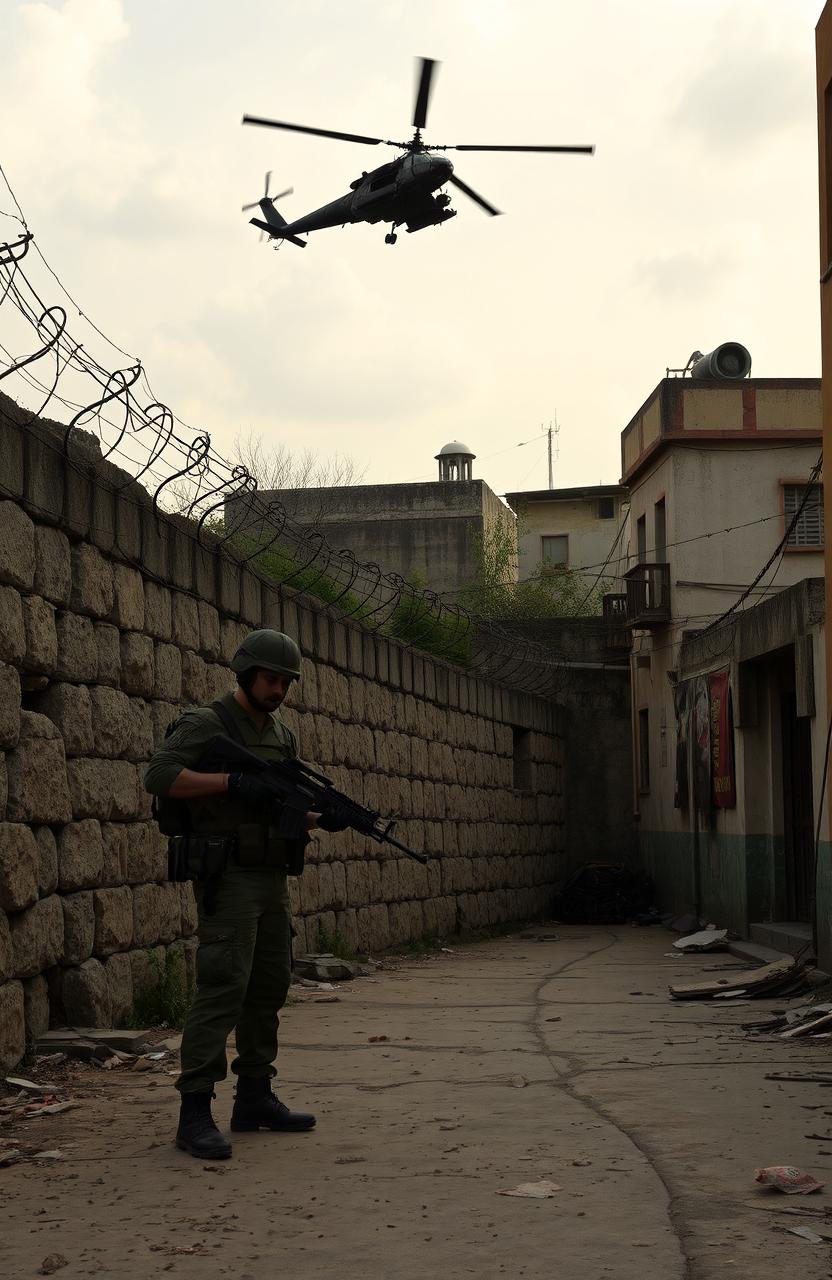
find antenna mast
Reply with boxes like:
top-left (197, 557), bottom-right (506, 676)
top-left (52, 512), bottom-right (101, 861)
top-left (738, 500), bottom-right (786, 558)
top-left (546, 415), bottom-right (560, 489)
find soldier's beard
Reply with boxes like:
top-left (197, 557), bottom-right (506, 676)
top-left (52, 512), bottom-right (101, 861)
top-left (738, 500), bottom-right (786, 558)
top-left (244, 687), bottom-right (283, 714)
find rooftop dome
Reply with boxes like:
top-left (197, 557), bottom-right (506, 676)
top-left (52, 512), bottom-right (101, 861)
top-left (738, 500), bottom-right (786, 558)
top-left (435, 441), bottom-right (475, 458)
top-left (435, 440), bottom-right (476, 482)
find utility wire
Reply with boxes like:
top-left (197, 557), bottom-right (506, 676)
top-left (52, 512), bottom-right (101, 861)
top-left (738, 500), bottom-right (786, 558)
top-left (700, 454), bottom-right (823, 635)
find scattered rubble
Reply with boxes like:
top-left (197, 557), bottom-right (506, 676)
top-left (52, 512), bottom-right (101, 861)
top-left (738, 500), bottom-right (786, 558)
top-left (764, 1072), bottom-right (832, 1085)
top-left (669, 956), bottom-right (806, 1001)
top-left (34, 1028), bottom-right (156, 1061)
top-left (774, 1224), bottom-right (828, 1243)
top-left (497, 1180), bottom-right (562, 1199)
top-left (39, 1255), bottom-right (68, 1276)
top-left (293, 953), bottom-right (358, 982)
top-left (673, 929), bottom-right (729, 953)
top-left (745, 1002), bottom-right (832, 1039)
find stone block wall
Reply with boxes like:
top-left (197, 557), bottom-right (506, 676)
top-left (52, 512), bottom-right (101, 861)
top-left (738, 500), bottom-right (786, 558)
top-left (0, 397), bottom-right (564, 1068)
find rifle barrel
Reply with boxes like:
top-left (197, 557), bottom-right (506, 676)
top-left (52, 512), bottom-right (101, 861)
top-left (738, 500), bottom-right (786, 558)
top-left (379, 831), bottom-right (429, 865)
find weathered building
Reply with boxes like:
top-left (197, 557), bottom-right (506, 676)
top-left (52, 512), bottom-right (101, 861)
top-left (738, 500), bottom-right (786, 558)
top-left (233, 442), bottom-right (515, 597)
top-left (504, 484), bottom-right (628, 582)
top-left (613, 375), bottom-right (827, 960)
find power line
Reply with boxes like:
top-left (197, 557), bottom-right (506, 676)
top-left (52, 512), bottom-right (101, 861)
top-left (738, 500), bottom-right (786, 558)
top-left (700, 453), bottom-right (823, 635)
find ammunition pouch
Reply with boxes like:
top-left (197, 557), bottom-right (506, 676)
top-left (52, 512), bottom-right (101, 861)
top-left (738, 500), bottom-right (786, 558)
top-left (168, 827), bottom-right (306, 883)
top-left (233, 824), bottom-right (307, 876)
top-left (168, 834), bottom-right (235, 883)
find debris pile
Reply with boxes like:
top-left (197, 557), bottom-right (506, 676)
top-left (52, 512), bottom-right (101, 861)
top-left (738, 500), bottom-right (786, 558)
top-left (745, 1000), bottom-right (832, 1039)
top-left (669, 955), bottom-right (808, 1002)
top-left (672, 928), bottom-right (729, 953)
top-left (0, 1067), bottom-right (80, 1167)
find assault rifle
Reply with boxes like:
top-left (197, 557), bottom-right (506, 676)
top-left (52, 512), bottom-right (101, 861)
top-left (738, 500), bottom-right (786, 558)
top-left (198, 735), bottom-right (429, 865)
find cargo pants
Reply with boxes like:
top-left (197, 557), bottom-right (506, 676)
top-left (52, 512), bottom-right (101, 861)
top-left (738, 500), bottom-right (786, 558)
top-left (176, 865), bottom-right (292, 1095)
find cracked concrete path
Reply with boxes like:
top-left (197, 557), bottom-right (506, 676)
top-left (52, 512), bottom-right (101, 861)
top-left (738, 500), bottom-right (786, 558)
top-left (4, 926), bottom-right (832, 1278)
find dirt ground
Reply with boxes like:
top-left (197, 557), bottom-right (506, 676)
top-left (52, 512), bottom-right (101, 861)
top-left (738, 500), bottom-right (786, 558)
top-left (4, 925), bottom-right (832, 1279)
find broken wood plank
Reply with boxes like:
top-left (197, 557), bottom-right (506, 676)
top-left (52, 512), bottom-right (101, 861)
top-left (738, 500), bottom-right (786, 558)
top-left (669, 956), bottom-right (797, 1000)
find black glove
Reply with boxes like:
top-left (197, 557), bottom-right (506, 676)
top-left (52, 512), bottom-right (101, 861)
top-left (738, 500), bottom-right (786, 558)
top-left (227, 773), bottom-right (276, 808)
top-left (317, 810), bottom-right (350, 833)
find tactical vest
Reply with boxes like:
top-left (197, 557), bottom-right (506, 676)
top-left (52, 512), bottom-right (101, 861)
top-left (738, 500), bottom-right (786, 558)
top-left (157, 695), bottom-right (303, 876)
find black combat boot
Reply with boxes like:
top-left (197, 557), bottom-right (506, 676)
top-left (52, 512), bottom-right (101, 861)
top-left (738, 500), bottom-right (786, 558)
top-left (175, 1091), bottom-right (232, 1159)
top-left (230, 1077), bottom-right (316, 1132)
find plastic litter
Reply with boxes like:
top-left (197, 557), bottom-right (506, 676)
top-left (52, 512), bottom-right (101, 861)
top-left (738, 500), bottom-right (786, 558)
top-left (755, 1166), bottom-right (825, 1195)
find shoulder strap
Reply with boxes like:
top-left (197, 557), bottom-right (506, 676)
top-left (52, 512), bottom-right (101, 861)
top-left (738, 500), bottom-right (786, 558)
top-left (209, 698), bottom-right (245, 744)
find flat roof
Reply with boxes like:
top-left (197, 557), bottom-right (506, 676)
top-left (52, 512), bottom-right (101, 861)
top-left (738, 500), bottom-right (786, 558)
top-left (504, 484), bottom-right (628, 509)
top-left (621, 377), bottom-right (821, 485)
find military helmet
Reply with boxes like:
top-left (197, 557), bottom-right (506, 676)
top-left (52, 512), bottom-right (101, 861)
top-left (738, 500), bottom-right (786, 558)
top-left (231, 629), bottom-right (302, 679)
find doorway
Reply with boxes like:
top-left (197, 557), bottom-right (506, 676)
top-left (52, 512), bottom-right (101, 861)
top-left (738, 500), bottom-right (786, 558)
top-left (780, 684), bottom-right (814, 922)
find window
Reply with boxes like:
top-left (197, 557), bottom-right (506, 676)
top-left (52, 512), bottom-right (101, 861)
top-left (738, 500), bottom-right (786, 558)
top-left (784, 483), bottom-right (824, 548)
top-left (654, 497), bottom-right (666, 562)
top-left (541, 534), bottom-right (568, 568)
top-left (636, 514), bottom-right (647, 562)
top-left (597, 496), bottom-right (615, 520)
top-left (512, 726), bottom-right (532, 791)
top-left (638, 708), bottom-right (650, 792)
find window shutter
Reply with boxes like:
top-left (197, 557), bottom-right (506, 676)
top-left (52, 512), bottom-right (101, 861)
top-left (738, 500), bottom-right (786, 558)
top-left (784, 484), bottom-right (824, 548)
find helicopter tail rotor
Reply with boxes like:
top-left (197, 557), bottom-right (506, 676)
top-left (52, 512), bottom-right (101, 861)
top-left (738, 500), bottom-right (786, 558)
top-left (242, 170), bottom-right (294, 212)
top-left (242, 171), bottom-right (295, 241)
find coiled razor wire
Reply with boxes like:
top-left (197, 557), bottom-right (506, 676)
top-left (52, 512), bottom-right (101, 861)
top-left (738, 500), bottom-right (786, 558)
top-left (0, 225), bottom-right (592, 699)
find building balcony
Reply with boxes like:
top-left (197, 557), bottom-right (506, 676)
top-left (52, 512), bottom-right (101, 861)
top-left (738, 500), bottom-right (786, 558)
top-left (602, 593), bottom-right (631, 650)
top-left (623, 562), bottom-right (671, 627)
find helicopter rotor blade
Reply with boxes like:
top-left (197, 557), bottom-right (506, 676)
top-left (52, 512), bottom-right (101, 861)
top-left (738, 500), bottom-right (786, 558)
top-left (443, 143), bottom-right (595, 154)
top-left (242, 115), bottom-right (385, 146)
top-left (264, 170), bottom-right (272, 198)
top-left (242, 185), bottom-right (293, 213)
top-left (412, 57), bottom-right (438, 131)
top-left (448, 172), bottom-right (501, 217)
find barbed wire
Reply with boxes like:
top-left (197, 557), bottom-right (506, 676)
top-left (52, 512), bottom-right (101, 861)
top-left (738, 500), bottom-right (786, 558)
top-left (0, 221), bottom-right (615, 700)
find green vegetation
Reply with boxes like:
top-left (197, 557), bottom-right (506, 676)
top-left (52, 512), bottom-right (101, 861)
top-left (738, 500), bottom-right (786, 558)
top-left (315, 924), bottom-right (358, 963)
top-left (461, 520), bottom-right (609, 619)
top-left (129, 949), bottom-right (192, 1030)
top-left (198, 497), bottom-right (607, 672)
top-left (385, 571), bottom-right (471, 665)
top-left (228, 532), bottom-right (472, 666)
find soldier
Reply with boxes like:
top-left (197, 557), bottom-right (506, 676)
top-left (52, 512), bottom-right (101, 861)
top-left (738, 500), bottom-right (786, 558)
top-left (144, 628), bottom-right (341, 1160)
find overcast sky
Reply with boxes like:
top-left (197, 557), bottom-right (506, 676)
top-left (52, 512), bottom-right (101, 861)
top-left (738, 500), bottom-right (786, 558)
top-left (0, 0), bottom-right (825, 497)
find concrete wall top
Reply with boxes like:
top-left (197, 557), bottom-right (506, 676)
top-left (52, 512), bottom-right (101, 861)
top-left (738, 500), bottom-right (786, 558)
top-left (620, 378), bottom-right (821, 486)
top-left (248, 480), bottom-right (501, 524)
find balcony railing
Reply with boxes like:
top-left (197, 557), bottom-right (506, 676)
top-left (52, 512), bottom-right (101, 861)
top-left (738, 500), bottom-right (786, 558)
top-left (602, 593), bottom-right (631, 650)
top-left (623, 562), bottom-right (671, 627)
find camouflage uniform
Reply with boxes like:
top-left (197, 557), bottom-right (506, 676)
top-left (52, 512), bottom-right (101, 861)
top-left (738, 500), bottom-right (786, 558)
top-left (144, 688), bottom-right (298, 1095)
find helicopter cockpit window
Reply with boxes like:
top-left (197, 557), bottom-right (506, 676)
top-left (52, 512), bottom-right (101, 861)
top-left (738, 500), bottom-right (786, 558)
top-left (369, 163), bottom-right (397, 191)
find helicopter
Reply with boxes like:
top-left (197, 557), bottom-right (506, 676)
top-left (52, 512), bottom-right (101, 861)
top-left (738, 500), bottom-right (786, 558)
top-left (241, 57), bottom-right (594, 247)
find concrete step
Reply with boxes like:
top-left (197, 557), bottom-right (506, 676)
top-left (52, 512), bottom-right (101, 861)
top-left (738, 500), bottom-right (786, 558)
top-left (749, 921), bottom-right (814, 960)
top-left (728, 939), bottom-right (791, 966)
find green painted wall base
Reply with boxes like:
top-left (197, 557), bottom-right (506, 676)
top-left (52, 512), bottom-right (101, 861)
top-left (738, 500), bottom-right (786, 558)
top-left (637, 828), bottom-right (786, 939)
top-left (816, 841), bottom-right (832, 973)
